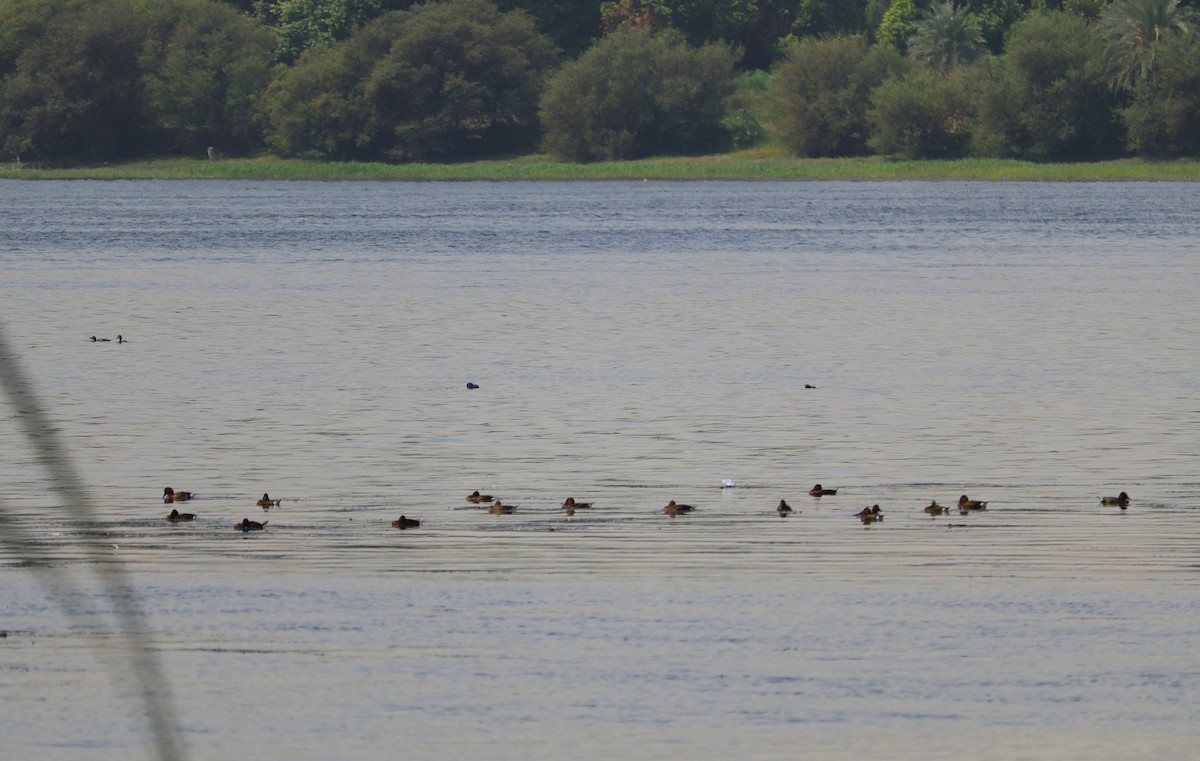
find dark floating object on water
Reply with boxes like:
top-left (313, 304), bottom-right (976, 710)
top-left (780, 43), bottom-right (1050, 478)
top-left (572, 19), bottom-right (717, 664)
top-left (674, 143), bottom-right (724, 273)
top-left (924, 501), bottom-right (946, 515)
top-left (857, 505), bottom-right (883, 524)
top-left (235, 518), bottom-right (268, 532)
top-left (777, 499), bottom-right (793, 516)
top-left (466, 382), bottom-right (479, 389)
top-left (805, 384), bottom-right (816, 389)
top-left (166, 509), bottom-right (195, 522)
top-left (958, 495), bottom-right (988, 512)
top-left (257, 493), bottom-right (282, 508)
top-left (809, 484), bottom-right (837, 496)
top-left (163, 487), bottom-right (193, 503)
top-left (663, 500), bottom-right (695, 516)
top-left (1100, 491), bottom-right (1130, 508)
top-left (488, 501), bottom-right (515, 514)
top-left (466, 490), bottom-right (493, 503)
top-left (562, 497), bottom-right (592, 510)
top-left (90, 336), bottom-right (110, 342)
top-left (392, 516), bottom-right (421, 529)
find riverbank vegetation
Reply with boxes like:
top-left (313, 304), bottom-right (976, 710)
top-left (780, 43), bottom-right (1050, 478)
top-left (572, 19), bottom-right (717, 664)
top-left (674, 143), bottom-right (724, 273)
top-left (2, 0), bottom-right (1200, 170)
top-left (5, 151), bottom-right (1200, 181)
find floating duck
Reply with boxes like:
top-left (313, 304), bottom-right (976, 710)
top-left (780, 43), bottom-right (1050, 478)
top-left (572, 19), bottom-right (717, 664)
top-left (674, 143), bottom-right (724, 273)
top-left (234, 518), bottom-right (267, 532)
top-left (1100, 491), bottom-right (1130, 508)
top-left (466, 491), bottom-right (494, 504)
top-left (663, 500), bottom-right (696, 516)
top-left (561, 497), bottom-right (592, 510)
top-left (924, 500), bottom-right (946, 515)
top-left (721, 478), bottom-right (736, 488)
top-left (392, 516), bottom-right (421, 529)
top-left (809, 484), bottom-right (837, 496)
top-left (488, 501), bottom-right (515, 514)
top-left (166, 508), bottom-right (195, 522)
top-left (90, 336), bottom-right (110, 342)
top-left (777, 499), bottom-right (793, 516)
top-left (257, 493), bottom-right (282, 508)
top-left (163, 487), bottom-right (193, 503)
top-left (857, 505), bottom-right (883, 524)
top-left (116, 335), bottom-right (125, 343)
top-left (466, 382), bottom-right (479, 390)
top-left (958, 495), bottom-right (988, 511)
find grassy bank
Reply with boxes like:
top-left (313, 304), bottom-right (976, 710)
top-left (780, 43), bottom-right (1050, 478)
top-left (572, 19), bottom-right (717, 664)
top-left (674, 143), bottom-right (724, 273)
top-left (3, 149), bottom-right (1200, 181)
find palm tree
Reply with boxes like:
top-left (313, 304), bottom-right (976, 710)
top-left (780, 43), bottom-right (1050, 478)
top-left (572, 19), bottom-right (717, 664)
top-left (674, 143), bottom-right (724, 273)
top-left (1097, 0), bottom-right (1199, 92)
top-left (907, 1), bottom-right (987, 74)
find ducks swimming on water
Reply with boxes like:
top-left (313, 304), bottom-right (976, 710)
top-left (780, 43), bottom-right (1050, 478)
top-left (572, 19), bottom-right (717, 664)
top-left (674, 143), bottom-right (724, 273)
top-left (166, 508), bottom-right (195, 522)
top-left (392, 516), bottom-right (421, 529)
top-left (1100, 491), bottom-right (1130, 508)
top-left (467, 491), bottom-right (494, 504)
top-left (257, 493), bottom-right (282, 508)
top-left (857, 505), bottom-right (883, 524)
top-left (163, 487), bottom-right (193, 503)
top-left (488, 501), bottom-right (515, 514)
top-left (235, 518), bottom-right (267, 532)
top-left (924, 501), bottom-right (946, 515)
top-left (663, 500), bottom-right (696, 516)
top-left (809, 484), bottom-right (837, 496)
top-left (561, 497), bottom-right (592, 510)
top-left (958, 495), bottom-right (988, 512)
top-left (777, 499), bottom-right (793, 516)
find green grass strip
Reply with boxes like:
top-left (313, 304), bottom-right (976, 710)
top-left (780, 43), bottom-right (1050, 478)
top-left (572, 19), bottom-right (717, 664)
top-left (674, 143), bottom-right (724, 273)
top-left (3, 150), bottom-right (1200, 181)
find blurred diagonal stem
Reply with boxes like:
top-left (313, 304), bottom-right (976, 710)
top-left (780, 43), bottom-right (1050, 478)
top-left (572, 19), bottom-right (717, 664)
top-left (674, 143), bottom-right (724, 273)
top-left (0, 321), bottom-right (185, 761)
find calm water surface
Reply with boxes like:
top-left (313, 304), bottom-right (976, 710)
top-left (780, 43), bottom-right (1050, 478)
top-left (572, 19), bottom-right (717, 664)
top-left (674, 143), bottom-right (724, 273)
top-left (0, 179), bottom-right (1197, 760)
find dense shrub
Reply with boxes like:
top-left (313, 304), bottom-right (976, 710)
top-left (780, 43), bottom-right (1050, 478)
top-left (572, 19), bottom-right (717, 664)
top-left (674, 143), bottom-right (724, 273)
top-left (769, 35), bottom-right (908, 157)
top-left (0, 0), bottom-right (274, 162)
top-left (264, 0), bottom-right (558, 162)
top-left (538, 27), bottom-right (739, 162)
top-left (139, 0), bottom-right (275, 155)
top-left (970, 11), bottom-right (1123, 161)
top-left (1123, 32), bottom-right (1200, 156)
top-left (868, 65), bottom-right (972, 158)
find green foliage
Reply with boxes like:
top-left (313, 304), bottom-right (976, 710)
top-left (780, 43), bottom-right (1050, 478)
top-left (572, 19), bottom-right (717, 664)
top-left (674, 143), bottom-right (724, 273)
top-left (722, 69), bottom-right (771, 147)
top-left (868, 64), bottom-right (973, 157)
top-left (264, 0), bottom-right (558, 161)
top-left (1123, 32), bottom-right (1200, 155)
top-left (138, 0), bottom-right (275, 155)
top-left (493, 0), bottom-right (601, 57)
top-left (1062, 0), bottom-right (1108, 19)
top-left (1097, 0), bottom-right (1199, 91)
top-left (0, 0), bottom-right (146, 162)
top-left (255, 0), bottom-right (416, 64)
top-left (792, 0), bottom-right (871, 38)
top-left (599, 1), bottom-right (797, 70)
top-left (970, 10), bottom-right (1123, 160)
top-left (966, 0), bottom-right (1027, 52)
top-left (539, 27), bottom-right (739, 161)
top-left (909, 1), bottom-right (987, 71)
top-left (878, 0), bottom-right (923, 50)
top-left (769, 35), bottom-right (909, 156)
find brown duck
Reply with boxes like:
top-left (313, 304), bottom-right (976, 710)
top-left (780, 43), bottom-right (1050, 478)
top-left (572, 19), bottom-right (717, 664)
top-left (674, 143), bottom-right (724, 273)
top-left (663, 500), bottom-right (696, 516)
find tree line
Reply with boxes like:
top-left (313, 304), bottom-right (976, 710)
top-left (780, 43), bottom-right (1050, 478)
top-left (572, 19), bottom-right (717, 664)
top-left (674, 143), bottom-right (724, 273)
top-left (1, 0), bottom-right (1198, 165)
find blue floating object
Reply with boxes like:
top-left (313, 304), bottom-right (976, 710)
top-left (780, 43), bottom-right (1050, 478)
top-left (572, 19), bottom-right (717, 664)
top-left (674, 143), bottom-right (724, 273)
top-left (466, 382), bottom-right (479, 390)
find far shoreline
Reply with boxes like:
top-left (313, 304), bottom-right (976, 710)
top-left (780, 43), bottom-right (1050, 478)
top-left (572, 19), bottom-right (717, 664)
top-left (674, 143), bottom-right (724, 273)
top-left (3, 150), bottom-right (1200, 182)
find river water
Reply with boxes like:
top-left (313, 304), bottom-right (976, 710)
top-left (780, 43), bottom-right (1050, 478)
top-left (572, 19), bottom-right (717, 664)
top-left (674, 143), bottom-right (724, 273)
top-left (0, 179), bottom-right (1197, 760)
